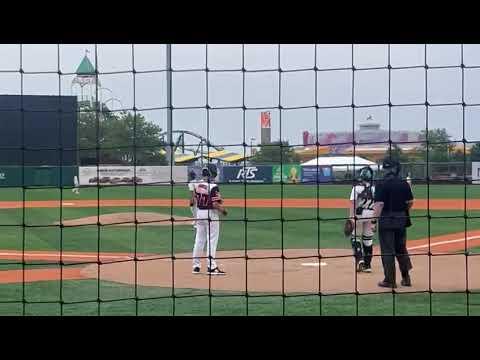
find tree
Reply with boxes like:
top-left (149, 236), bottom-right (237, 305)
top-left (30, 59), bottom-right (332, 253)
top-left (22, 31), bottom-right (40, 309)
top-left (449, 148), bottom-right (469, 162)
top-left (470, 143), bottom-right (480, 161)
top-left (77, 106), bottom-right (106, 165)
top-left (78, 104), bottom-right (167, 165)
top-left (385, 144), bottom-right (410, 163)
top-left (249, 140), bottom-right (299, 165)
top-left (101, 111), bottom-right (167, 165)
top-left (419, 128), bottom-right (455, 162)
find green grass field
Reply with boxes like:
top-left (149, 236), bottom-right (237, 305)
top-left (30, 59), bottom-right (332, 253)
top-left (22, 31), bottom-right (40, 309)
top-left (0, 183), bottom-right (478, 316)
top-left (1, 280), bottom-right (479, 316)
top-left (0, 183), bottom-right (479, 201)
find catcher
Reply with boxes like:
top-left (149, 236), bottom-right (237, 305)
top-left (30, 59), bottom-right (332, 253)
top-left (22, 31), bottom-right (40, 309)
top-left (344, 166), bottom-right (376, 273)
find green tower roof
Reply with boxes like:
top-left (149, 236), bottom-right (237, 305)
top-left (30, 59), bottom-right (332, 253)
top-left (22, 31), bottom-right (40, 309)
top-left (76, 54), bottom-right (95, 76)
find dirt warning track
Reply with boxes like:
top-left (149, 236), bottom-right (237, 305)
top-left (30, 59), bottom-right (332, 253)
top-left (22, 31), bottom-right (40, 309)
top-left (0, 198), bottom-right (478, 210)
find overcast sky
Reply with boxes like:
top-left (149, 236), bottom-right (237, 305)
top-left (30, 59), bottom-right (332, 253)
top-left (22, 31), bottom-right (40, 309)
top-left (1, 44), bottom-right (480, 153)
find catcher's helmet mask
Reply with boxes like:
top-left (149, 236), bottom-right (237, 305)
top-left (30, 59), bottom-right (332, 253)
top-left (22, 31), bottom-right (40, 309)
top-left (357, 166), bottom-right (374, 184)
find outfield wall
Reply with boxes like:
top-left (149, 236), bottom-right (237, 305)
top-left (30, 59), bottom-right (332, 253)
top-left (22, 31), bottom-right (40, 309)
top-left (79, 166), bottom-right (188, 185)
top-left (0, 166), bottom-right (77, 187)
top-left (219, 165), bottom-right (332, 184)
top-left (0, 165), bottom-right (190, 187)
top-left (0, 163), bottom-right (471, 187)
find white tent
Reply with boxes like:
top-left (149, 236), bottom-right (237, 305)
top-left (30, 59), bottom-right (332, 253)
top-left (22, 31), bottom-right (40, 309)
top-left (301, 156), bottom-right (379, 171)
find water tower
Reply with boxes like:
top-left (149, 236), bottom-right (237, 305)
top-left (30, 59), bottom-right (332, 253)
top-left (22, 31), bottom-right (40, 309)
top-left (71, 50), bottom-right (100, 107)
top-left (71, 50), bottom-right (124, 111)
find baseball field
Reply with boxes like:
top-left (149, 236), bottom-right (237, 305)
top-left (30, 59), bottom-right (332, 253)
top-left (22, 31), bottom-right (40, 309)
top-left (0, 183), bottom-right (479, 316)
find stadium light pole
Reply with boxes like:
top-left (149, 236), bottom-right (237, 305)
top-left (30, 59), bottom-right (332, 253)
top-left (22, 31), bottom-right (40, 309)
top-left (166, 44), bottom-right (173, 166)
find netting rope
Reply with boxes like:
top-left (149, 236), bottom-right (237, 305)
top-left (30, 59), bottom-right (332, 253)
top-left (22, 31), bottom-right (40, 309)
top-left (0, 44), bottom-right (476, 315)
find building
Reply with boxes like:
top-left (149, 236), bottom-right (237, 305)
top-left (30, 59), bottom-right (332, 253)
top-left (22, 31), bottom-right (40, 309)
top-left (294, 145), bottom-right (330, 162)
top-left (303, 122), bottom-right (422, 151)
top-left (301, 119), bottom-right (424, 162)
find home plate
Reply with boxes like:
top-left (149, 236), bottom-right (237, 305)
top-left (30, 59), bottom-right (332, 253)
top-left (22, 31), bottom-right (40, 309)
top-left (301, 262), bottom-right (327, 267)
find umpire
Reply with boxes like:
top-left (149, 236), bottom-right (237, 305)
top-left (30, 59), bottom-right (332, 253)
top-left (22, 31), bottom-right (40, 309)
top-left (372, 158), bottom-right (414, 288)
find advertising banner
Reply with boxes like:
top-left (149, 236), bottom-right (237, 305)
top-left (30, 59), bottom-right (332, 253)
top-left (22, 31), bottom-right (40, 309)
top-left (261, 111), bottom-right (271, 129)
top-left (221, 165), bottom-right (273, 183)
top-left (472, 162), bottom-right (480, 184)
top-left (272, 164), bottom-right (302, 183)
top-left (301, 165), bottom-right (333, 183)
top-left (79, 166), bottom-right (188, 185)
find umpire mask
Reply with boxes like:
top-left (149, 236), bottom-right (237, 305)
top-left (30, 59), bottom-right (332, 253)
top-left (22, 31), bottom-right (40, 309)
top-left (381, 158), bottom-right (400, 178)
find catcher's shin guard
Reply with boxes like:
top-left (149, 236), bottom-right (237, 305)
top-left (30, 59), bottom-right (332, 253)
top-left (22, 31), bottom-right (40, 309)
top-left (363, 244), bottom-right (373, 267)
top-left (362, 235), bottom-right (373, 266)
top-left (351, 237), bottom-right (364, 262)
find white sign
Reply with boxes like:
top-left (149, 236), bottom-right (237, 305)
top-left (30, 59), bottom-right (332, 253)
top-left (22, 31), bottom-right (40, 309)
top-left (472, 162), bottom-right (480, 184)
top-left (236, 167), bottom-right (258, 180)
top-left (79, 166), bottom-right (188, 186)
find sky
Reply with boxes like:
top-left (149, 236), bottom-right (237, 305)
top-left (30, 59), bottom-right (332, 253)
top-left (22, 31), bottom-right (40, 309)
top-left (1, 44), bottom-right (480, 153)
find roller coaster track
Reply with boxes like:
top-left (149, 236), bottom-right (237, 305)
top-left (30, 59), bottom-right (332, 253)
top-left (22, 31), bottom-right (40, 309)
top-left (158, 130), bottom-right (224, 155)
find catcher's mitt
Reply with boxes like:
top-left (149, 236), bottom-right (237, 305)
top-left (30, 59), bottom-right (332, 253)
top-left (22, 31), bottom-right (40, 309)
top-left (344, 219), bottom-right (354, 237)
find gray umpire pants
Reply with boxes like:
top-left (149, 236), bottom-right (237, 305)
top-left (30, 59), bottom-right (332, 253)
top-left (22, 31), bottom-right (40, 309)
top-left (378, 228), bottom-right (413, 283)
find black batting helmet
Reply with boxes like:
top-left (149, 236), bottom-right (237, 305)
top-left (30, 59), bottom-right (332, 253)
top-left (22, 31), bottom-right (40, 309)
top-left (202, 163), bottom-right (218, 179)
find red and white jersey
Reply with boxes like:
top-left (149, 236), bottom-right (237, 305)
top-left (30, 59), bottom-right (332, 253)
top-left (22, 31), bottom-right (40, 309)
top-left (188, 179), bottom-right (199, 192)
top-left (194, 181), bottom-right (222, 210)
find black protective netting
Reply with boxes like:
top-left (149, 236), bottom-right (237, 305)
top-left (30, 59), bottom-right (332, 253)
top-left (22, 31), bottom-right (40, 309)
top-left (0, 44), bottom-right (479, 315)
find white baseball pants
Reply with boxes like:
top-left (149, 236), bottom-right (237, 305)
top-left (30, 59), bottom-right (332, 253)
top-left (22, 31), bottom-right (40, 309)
top-left (192, 209), bottom-right (220, 270)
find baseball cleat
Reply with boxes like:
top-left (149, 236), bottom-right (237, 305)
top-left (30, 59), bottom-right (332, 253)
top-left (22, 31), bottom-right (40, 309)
top-left (361, 264), bottom-right (372, 273)
top-left (192, 267), bottom-right (201, 274)
top-left (378, 280), bottom-right (397, 289)
top-left (207, 267), bottom-right (226, 276)
top-left (401, 275), bottom-right (412, 287)
top-left (356, 260), bottom-right (366, 272)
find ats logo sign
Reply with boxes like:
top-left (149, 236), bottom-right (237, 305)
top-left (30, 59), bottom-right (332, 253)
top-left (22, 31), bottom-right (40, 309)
top-left (236, 167), bottom-right (258, 180)
top-left (222, 165), bottom-right (272, 183)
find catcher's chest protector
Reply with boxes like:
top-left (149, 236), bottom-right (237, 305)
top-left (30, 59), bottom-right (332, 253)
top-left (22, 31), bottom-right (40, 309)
top-left (358, 186), bottom-right (373, 202)
top-left (356, 185), bottom-right (375, 211)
